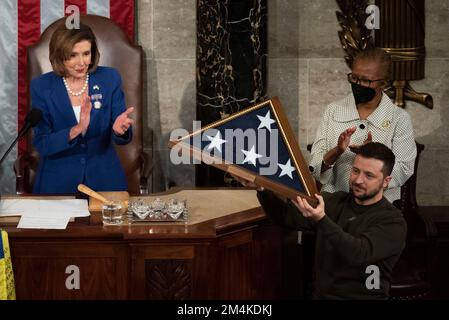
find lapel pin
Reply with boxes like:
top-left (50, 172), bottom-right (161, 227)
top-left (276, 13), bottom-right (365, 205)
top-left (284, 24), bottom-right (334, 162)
top-left (382, 119), bottom-right (391, 128)
top-left (93, 85), bottom-right (100, 90)
top-left (94, 100), bottom-right (102, 109)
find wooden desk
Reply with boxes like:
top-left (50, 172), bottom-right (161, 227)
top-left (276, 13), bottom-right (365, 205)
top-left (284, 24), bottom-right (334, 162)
top-left (2, 189), bottom-right (286, 300)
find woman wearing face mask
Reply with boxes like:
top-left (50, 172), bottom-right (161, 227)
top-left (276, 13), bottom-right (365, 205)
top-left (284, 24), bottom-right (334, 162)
top-left (308, 47), bottom-right (417, 204)
top-left (30, 21), bottom-right (134, 194)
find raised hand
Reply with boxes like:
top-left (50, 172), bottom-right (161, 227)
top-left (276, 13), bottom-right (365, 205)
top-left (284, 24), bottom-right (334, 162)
top-left (292, 194), bottom-right (325, 222)
top-left (78, 93), bottom-right (92, 133)
top-left (320, 127), bottom-right (357, 172)
top-left (337, 127), bottom-right (357, 154)
top-left (113, 107), bottom-right (134, 136)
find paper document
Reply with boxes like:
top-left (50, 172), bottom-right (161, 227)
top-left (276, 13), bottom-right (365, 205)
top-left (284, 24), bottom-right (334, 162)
top-left (0, 199), bottom-right (90, 229)
top-left (0, 199), bottom-right (90, 217)
top-left (17, 211), bottom-right (72, 230)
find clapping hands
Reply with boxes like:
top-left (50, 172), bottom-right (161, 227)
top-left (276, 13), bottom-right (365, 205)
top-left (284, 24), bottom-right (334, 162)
top-left (337, 127), bottom-right (373, 154)
top-left (113, 107), bottom-right (134, 136)
top-left (78, 93), bottom-right (92, 134)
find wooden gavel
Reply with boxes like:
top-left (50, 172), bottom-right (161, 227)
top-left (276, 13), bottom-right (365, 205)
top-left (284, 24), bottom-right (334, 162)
top-left (77, 184), bottom-right (112, 204)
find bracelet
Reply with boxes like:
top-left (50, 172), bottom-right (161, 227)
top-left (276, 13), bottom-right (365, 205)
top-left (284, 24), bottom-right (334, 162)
top-left (322, 158), bottom-right (334, 168)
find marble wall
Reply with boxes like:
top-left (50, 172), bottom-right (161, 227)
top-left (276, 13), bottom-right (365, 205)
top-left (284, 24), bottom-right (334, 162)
top-left (137, 0), bottom-right (197, 191)
top-left (197, 0), bottom-right (267, 122)
top-left (267, 0), bottom-right (449, 205)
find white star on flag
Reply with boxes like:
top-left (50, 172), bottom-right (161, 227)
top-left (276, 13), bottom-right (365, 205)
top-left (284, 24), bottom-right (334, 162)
top-left (257, 111), bottom-right (276, 132)
top-left (206, 132), bottom-right (227, 153)
top-left (278, 159), bottom-right (296, 179)
top-left (242, 146), bottom-right (263, 166)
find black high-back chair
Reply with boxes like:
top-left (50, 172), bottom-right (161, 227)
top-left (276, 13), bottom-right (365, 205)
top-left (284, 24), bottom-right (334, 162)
top-left (389, 142), bottom-right (438, 299)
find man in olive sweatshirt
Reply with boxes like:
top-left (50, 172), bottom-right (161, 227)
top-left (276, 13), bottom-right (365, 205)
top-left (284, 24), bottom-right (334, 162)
top-left (244, 142), bottom-right (407, 299)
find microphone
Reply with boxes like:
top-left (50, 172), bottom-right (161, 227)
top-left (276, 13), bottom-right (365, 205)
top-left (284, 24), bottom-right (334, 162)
top-left (19, 108), bottom-right (43, 137)
top-left (0, 108), bottom-right (42, 165)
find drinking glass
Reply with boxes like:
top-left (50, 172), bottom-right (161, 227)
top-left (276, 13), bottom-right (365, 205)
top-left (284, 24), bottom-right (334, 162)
top-left (102, 201), bottom-right (123, 225)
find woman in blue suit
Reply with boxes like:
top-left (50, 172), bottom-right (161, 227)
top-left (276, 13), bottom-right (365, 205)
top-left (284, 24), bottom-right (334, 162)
top-left (31, 22), bottom-right (134, 194)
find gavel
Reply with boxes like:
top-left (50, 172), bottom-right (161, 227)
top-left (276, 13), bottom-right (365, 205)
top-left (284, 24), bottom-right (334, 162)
top-left (77, 184), bottom-right (130, 210)
top-left (77, 184), bottom-right (112, 204)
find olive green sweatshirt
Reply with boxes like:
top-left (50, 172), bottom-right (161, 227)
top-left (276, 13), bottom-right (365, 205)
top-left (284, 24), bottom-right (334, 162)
top-left (257, 190), bottom-right (407, 300)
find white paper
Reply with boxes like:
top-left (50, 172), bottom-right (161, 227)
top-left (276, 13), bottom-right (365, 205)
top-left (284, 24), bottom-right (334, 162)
top-left (17, 211), bottom-right (71, 230)
top-left (0, 199), bottom-right (39, 216)
top-left (0, 199), bottom-right (90, 218)
top-left (37, 199), bottom-right (90, 217)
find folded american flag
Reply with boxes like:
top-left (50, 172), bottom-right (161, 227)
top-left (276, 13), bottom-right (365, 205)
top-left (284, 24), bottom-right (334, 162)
top-left (169, 97), bottom-right (318, 202)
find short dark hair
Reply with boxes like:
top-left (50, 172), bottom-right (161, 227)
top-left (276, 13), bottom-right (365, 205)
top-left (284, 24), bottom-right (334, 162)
top-left (49, 21), bottom-right (100, 76)
top-left (353, 47), bottom-right (391, 80)
top-left (353, 142), bottom-right (395, 176)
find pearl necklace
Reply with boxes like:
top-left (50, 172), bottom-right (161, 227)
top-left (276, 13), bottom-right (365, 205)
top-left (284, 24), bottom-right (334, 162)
top-left (63, 73), bottom-right (89, 96)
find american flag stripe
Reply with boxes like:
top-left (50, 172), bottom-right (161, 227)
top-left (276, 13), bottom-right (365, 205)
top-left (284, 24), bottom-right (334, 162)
top-left (87, 0), bottom-right (110, 19)
top-left (41, 0), bottom-right (64, 33)
top-left (17, 0), bottom-right (41, 154)
top-left (110, 0), bottom-right (135, 42)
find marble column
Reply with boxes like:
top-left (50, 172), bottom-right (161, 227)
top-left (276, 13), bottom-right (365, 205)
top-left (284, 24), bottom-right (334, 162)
top-left (197, 0), bottom-right (267, 123)
top-left (196, 0), bottom-right (267, 186)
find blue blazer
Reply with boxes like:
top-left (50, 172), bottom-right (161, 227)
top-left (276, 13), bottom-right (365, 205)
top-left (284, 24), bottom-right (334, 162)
top-left (31, 66), bottom-right (132, 194)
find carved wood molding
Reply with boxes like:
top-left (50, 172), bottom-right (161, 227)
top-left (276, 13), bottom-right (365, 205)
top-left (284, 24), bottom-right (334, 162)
top-left (145, 259), bottom-right (192, 300)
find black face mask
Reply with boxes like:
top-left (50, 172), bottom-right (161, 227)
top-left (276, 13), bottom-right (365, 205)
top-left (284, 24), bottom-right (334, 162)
top-left (351, 82), bottom-right (376, 105)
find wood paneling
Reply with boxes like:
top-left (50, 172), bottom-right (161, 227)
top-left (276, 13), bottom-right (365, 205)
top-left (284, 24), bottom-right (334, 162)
top-left (12, 243), bottom-right (128, 299)
top-left (6, 205), bottom-right (292, 300)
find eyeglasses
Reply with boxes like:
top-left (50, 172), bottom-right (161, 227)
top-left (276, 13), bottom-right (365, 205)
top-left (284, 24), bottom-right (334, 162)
top-left (347, 73), bottom-right (385, 88)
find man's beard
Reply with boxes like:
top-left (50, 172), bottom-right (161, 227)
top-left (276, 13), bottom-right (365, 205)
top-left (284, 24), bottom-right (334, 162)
top-left (349, 183), bottom-right (384, 201)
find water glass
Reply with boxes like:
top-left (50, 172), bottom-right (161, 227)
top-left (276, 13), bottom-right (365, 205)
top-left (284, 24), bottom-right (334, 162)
top-left (102, 201), bottom-right (123, 225)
